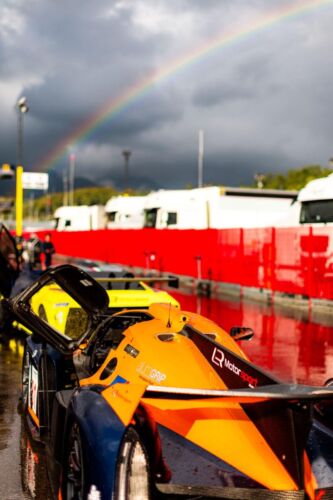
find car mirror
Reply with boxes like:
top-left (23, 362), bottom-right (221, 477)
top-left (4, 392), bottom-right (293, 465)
top-left (230, 326), bottom-right (254, 341)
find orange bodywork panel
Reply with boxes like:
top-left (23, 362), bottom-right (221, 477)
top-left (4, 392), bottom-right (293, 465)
top-left (102, 382), bottom-right (147, 427)
top-left (143, 397), bottom-right (298, 491)
top-left (80, 303), bottom-right (317, 493)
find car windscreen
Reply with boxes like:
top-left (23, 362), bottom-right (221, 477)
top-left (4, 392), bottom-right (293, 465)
top-left (300, 200), bottom-right (333, 223)
top-left (32, 282), bottom-right (89, 340)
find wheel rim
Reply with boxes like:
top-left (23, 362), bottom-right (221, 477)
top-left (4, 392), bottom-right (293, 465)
top-left (116, 429), bottom-right (150, 500)
top-left (127, 440), bottom-right (149, 499)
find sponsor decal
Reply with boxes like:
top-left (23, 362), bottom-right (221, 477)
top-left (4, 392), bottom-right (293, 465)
top-left (109, 387), bottom-right (131, 403)
top-left (211, 347), bottom-right (258, 388)
top-left (124, 344), bottom-right (139, 358)
top-left (28, 365), bottom-right (39, 414)
top-left (87, 485), bottom-right (101, 500)
top-left (80, 279), bottom-right (94, 287)
top-left (110, 375), bottom-right (128, 386)
top-left (55, 311), bottom-right (64, 326)
top-left (137, 361), bottom-right (166, 383)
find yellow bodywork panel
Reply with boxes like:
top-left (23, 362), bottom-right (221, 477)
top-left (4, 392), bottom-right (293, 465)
top-left (20, 281), bottom-right (180, 338)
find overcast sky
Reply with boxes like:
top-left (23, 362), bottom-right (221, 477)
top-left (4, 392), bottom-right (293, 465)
top-left (1, 0), bottom-right (333, 190)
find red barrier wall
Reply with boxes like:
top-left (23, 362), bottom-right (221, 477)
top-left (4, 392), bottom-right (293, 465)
top-left (31, 226), bottom-right (333, 301)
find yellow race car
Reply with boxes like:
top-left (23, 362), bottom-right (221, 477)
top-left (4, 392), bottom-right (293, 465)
top-left (29, 275), bottom-right (180, 337)
top-left (0, 222), bottom-right (179, 335)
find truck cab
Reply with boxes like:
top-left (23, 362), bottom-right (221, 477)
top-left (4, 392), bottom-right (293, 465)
top-left (298, 173), bottom-right (333, 225)
top-left (105, 196), bottom-right (146, 229)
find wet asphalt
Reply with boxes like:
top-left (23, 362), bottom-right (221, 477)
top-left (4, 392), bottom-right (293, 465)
top-left (0, 333), bottom-right (51, 500)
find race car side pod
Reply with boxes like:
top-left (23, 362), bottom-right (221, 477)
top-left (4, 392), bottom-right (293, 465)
top-left (95, 276), bottom-right (179, 287)
top-left (178, 326), bottom-right (333, 493)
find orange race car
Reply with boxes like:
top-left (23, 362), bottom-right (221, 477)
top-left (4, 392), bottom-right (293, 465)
top-left (2, 264), bottom-right (333, 499)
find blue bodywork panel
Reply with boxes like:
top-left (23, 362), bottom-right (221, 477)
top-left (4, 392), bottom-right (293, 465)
top-left (67, 387), bottom-right (126, 498)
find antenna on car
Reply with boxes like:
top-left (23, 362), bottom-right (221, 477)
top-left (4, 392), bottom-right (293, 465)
top-left (166, 302), bottom-right (172, 328)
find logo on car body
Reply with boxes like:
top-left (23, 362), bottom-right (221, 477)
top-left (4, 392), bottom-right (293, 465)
top-left (211, 347), bottom-right (258, 388)
top-left (137, 361), bottom-right (166, 383)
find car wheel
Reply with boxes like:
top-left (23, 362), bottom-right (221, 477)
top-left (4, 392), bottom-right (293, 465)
top-left (64, 423), bottom-right (85, 500)
top-left (115, 427), bottom-right (151, 500)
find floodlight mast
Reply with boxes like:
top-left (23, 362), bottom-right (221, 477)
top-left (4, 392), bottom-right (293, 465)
top-left (69, 152), bottom-right (76, 205)
top-left (17, 96), bottom-right (29, 167)
top-left (122, 149), bottom-right (131, 189)
top-left (16, 96), bottom-right (29, 238)
top-left (198, 129), bottom-right (204, 188)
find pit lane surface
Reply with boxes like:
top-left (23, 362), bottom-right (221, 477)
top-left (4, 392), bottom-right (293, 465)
top-left (0, 293), bottom-right (333, 499)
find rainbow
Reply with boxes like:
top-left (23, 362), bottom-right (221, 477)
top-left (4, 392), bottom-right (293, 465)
top-left (34, 0), bottom-right (333, 173)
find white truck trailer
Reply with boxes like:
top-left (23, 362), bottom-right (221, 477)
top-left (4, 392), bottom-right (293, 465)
top-left (142, 186), bottom-right (297, 229)
top-left (53, 205), bottom-right (106, 231)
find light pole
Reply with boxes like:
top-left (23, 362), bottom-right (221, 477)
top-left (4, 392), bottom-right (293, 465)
top-left (17, 96), bottom-right (29, 167)
top-left (16, 96), bottom-right (29, 238)
top-left (63, 171), bottom-right (69, 206)
top-left (122, 149), bottom-right (131, 189)
top-left (198, 129), bottom-right (204, 188)
top-left (69, 152), bottom-right (76, 205)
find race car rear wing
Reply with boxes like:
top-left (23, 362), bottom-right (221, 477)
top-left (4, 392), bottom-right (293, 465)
top-left (95, 275), bottom-right (179, 287)
top-left (144, 383), bottom-right (333, 402)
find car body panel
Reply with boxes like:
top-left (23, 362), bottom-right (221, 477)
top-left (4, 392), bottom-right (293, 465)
top-left (67, 388), bottom-right (126, 498)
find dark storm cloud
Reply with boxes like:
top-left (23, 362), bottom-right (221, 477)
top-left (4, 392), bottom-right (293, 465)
top-left (1, 0), bottom-right (333, 190)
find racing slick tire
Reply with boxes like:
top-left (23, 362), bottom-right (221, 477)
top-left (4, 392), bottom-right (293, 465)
top-left (115, 427), bottom-right (152, 500)
top-left (63, 422), bottom-right (86, 500)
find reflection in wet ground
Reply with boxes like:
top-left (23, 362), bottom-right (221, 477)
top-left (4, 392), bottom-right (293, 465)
top-left (0, 336), bottom-right (51, 500)
top-left (0, 293), bottom-right (332, 498)
top-left (171, 290), bottom-right (333, 385)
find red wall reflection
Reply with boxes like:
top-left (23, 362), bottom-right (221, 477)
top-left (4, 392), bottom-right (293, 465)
top-left (171, 290), bottom-right (333, 387)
